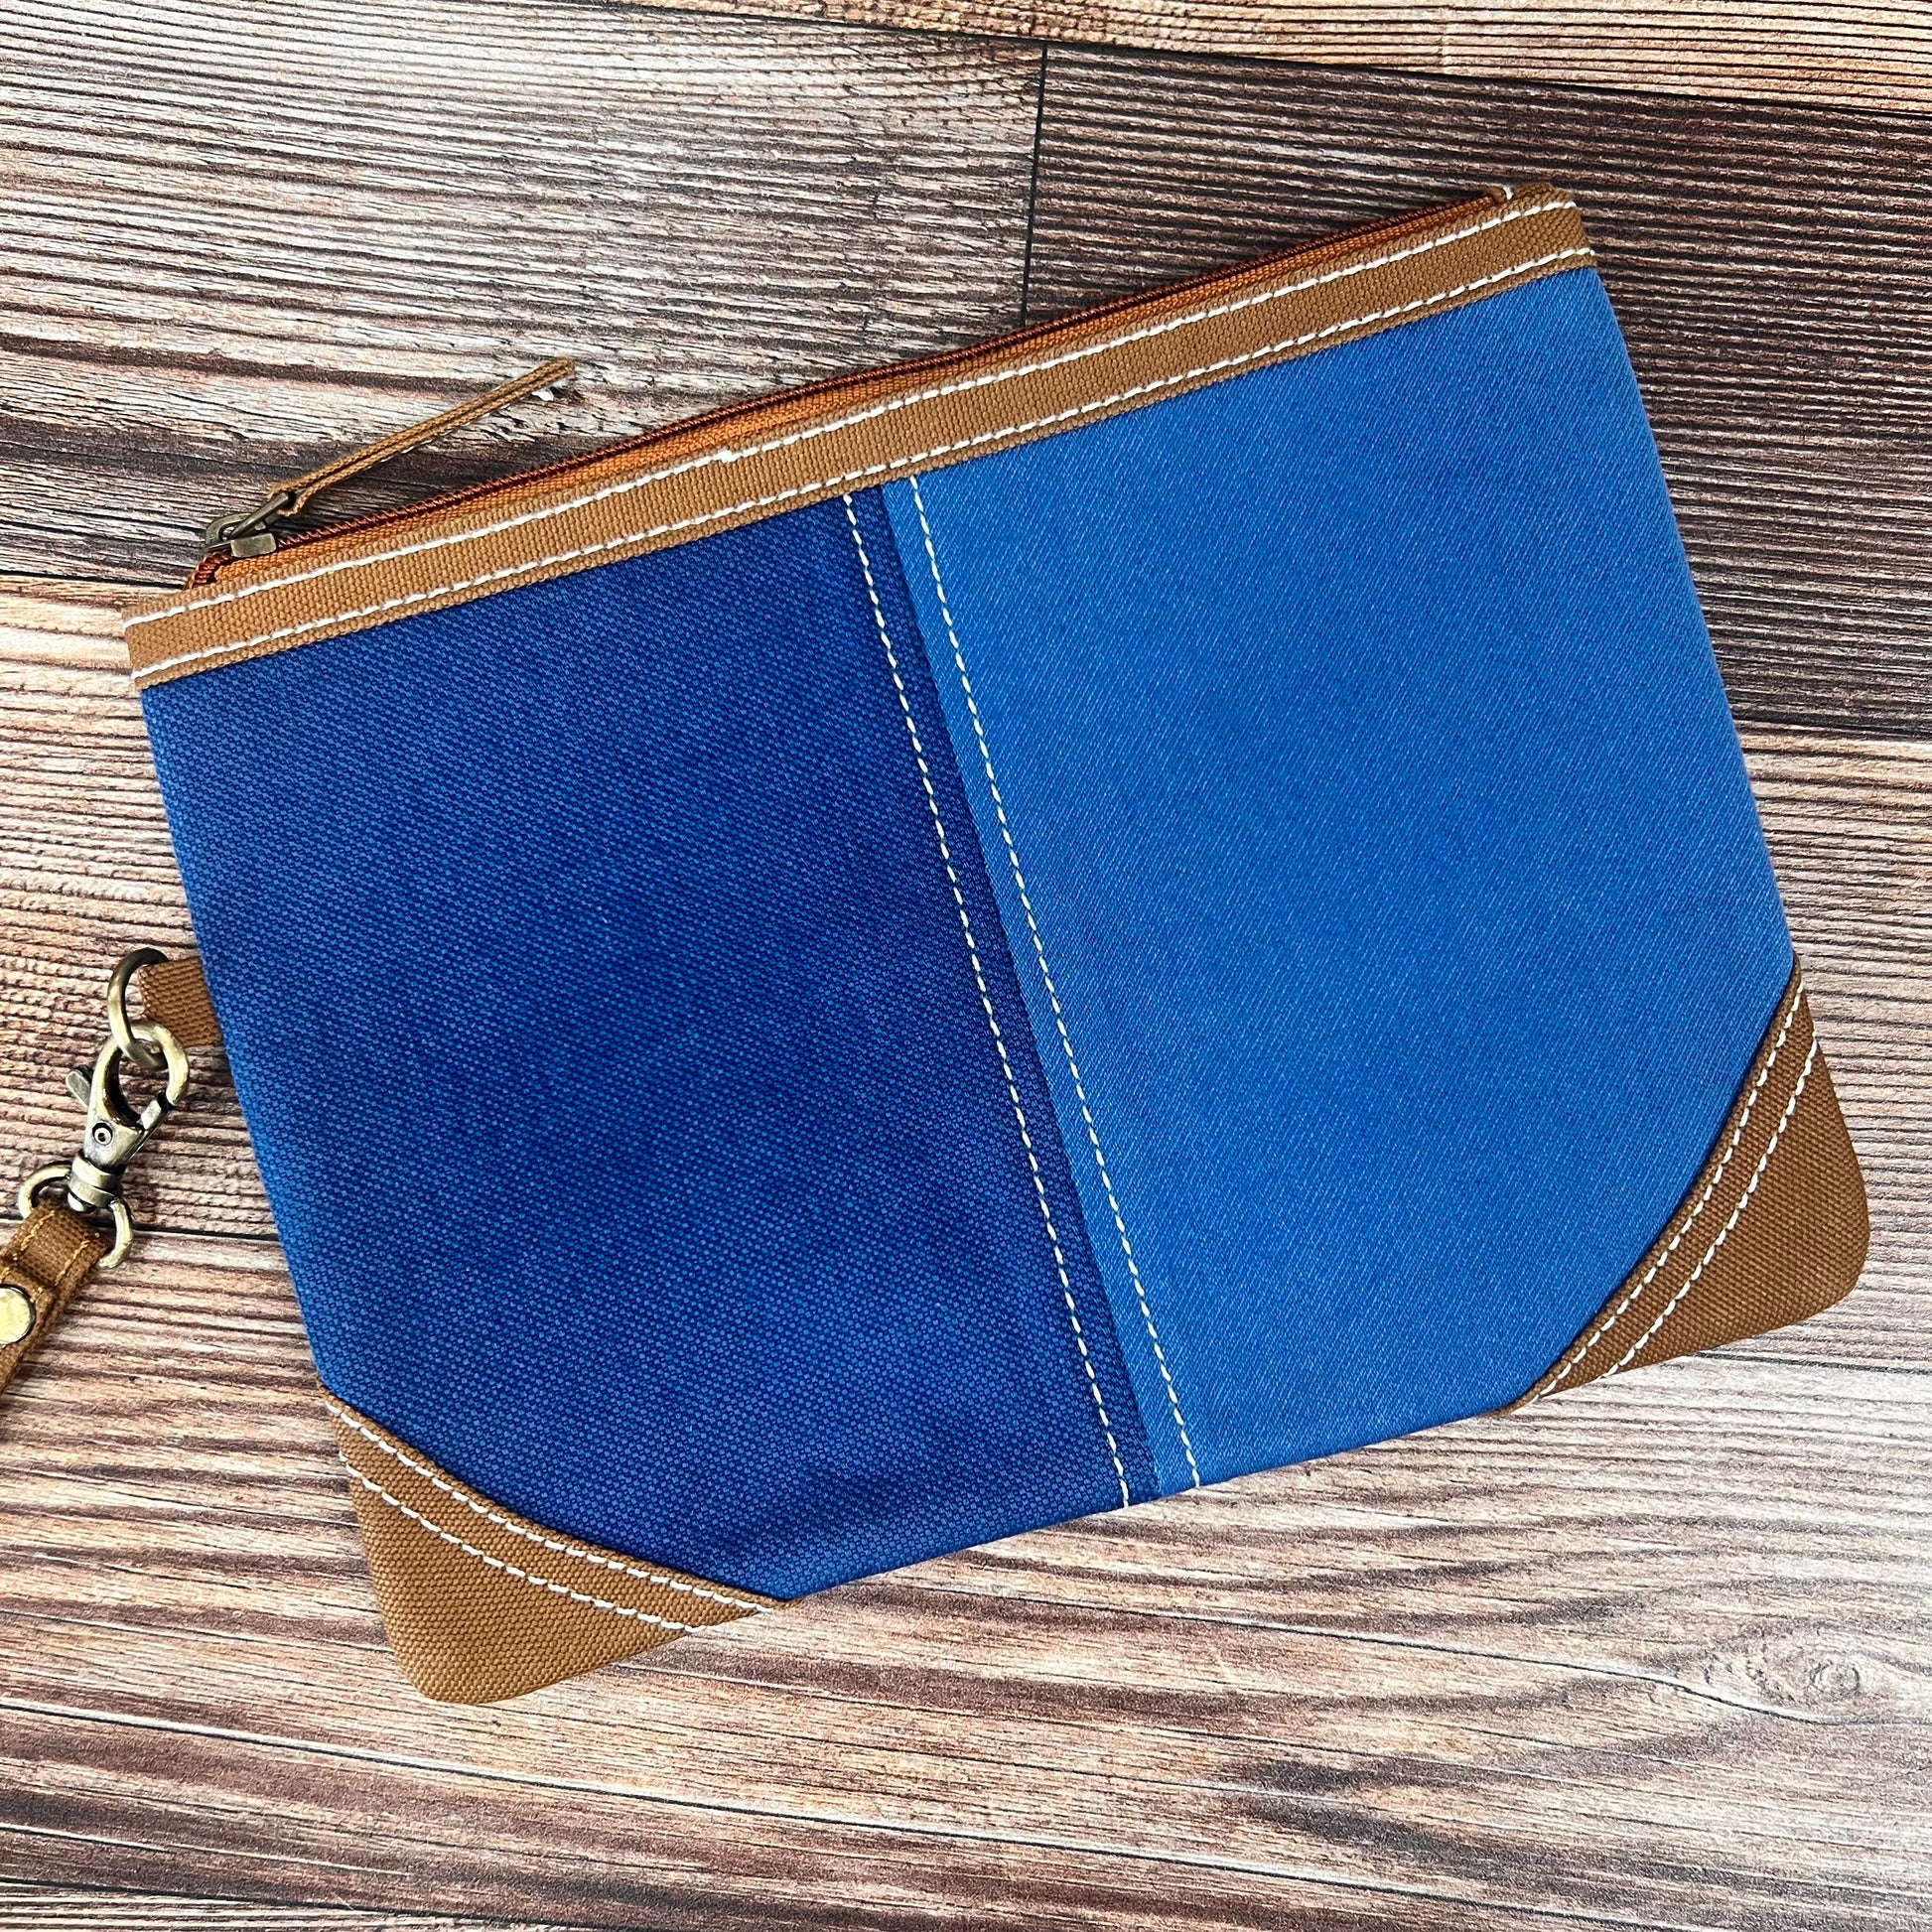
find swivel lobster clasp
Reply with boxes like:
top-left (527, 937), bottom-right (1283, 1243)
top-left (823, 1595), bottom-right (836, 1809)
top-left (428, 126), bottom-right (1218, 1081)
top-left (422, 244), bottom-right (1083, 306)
top-left (15, 949), bottom-right (192, 1268)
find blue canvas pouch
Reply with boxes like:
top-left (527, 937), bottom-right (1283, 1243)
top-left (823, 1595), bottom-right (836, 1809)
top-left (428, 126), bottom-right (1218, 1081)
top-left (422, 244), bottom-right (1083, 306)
top-left (61, 184), bottom-right (1864, 1701)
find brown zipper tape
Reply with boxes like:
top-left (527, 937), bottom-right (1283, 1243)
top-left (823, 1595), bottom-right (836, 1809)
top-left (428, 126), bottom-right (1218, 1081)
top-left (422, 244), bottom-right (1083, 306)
top-left (128, 188), bottom-right (1593, 689)
top-left (191, 193), bottom-right (1463, 585)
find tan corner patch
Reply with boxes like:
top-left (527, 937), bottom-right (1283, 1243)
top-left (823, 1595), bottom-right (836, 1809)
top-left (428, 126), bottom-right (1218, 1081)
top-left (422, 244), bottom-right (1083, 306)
top-left (326, 1394), bottom-right (773, 1703)
top-left (1516, 961), bottom-right (1867, 1406)
top-left (125, 186), bottom-right (1590, 690)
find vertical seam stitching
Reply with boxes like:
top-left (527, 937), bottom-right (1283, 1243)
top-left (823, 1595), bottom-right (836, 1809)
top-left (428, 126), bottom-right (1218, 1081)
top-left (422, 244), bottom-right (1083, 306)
top-left (843, 493), bottom-right (1132, 1509)
top-left (905, 473), bottom-right (1201, 1489)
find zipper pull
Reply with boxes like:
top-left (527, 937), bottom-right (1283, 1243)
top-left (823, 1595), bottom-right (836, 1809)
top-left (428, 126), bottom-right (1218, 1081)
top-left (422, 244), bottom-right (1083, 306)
top-left (203, 356), bottom-right (576, 559)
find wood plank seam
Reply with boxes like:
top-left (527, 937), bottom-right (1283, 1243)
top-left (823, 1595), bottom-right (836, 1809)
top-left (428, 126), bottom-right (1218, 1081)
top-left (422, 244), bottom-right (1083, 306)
top-left (1018, 42), bottom-right (1049, 327)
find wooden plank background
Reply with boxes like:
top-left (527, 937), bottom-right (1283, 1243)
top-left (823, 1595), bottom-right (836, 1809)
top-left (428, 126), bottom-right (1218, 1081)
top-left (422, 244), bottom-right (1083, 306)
top-left (1, 1), bottom-right (1928, 1926)
top-left (0, 0), bottom-right (1041, 587)
top-left (653, 1), bottom-right (1932, 114)
top-left (1026, 57), bottom-right (1932, 739)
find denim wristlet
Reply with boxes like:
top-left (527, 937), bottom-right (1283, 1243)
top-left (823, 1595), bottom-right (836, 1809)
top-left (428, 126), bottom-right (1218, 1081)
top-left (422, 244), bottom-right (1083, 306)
top-left (0, 185), bottom-right (1863, 1702)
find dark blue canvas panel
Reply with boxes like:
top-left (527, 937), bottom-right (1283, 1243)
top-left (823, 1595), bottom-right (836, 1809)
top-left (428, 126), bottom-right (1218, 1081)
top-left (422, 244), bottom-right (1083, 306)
top-left (886, 268), bottom-right (1792, 1494)
top-left (141, 487), bottom-right (1155, 1599)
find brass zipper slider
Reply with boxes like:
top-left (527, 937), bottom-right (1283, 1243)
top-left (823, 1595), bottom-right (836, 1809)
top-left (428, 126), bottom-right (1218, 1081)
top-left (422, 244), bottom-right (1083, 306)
top-left (203, 356), bottom-right (576, 559)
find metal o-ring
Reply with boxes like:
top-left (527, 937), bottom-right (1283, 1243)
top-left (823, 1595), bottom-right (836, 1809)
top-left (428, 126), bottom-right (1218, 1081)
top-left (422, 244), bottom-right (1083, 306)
top-left (106, 947), bottom-right (171, 1073)
top-left (15, 1162), bottom-right (69, 1222)
top-left (11, 1166), bottom-right (133, 1269)
top-left (99, 1197), bottom-right (135, 1269)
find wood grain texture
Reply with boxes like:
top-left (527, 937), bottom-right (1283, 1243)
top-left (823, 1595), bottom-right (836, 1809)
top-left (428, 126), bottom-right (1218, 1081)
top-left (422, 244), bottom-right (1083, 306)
top-left (0, 1893), bottom-right (570, 1932)
top-left (0, 585), bottom-right (270, 1240)
top-left (6, 12), bottom-right (1932, 1916)
top-left (0, 0), bottom-right (1039, 586)
top-left (0, 582), bottom-right (1928, 1927)
top-left (4, 1246), bottom-right (1931, 1926)
top-left (1024, 52), bottom-right (1932, 739)
top-left (638, 1), bottom-right (1932, 116)
top-left (1734, 730), bottom-right (1932, 1376)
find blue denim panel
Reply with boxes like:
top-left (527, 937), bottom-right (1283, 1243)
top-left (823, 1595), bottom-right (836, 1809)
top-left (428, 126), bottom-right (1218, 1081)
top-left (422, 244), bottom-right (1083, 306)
top-left (885, 267), bottom-right (1792, 1494)
top-left (141, 488), bottom-right (1155, 1599)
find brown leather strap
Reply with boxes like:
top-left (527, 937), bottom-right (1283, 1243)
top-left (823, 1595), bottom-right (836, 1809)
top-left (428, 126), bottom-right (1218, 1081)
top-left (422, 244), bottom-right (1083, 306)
top-left (135, 953), bottom-right (223, 1049)
top-left (0, 951), bottom-right (217, 1401)
top-left (0, 1200), bottom-right (109, 1397)
top-left (271, 359), bottom-right (576, 518)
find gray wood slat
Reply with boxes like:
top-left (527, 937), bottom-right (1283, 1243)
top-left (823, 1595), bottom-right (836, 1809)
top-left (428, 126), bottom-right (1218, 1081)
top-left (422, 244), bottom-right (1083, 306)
top-left (0, 0), bottom-right (1039, 586)
top-left (621, 0), bottom-right (1932, 118)
top-left (0, 1888), bottom-right (558, 1931)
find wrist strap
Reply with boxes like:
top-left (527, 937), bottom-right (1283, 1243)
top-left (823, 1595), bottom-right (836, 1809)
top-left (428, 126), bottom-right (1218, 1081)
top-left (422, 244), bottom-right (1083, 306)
top-left (137, 953), bottom-right (222, 1049)
top-left (3, 949), bottom-right (220, 1399)
top-left (0, 1200), bottom-right (109, 1396)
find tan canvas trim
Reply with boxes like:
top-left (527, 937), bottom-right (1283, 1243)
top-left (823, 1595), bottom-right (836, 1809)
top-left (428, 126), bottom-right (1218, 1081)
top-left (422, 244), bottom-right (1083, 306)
top-left (1513, 961), bottom-right (1867, 1406)
top-left (135, 953), bottom-right (222, 1050)
top-left (125, 186), bottom-right (1591, 690)
top-left (326, 1392), bottom-right (773, 1703)
top-left (0, 1200), bottom-right (109, 1398)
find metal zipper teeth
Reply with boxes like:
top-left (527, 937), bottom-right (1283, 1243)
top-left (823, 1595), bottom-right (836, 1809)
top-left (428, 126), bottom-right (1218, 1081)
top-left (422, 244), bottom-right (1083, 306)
top-left (190, 193), bottom-right (1497, 590)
